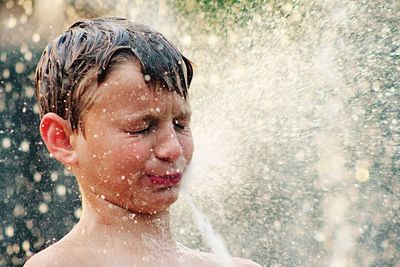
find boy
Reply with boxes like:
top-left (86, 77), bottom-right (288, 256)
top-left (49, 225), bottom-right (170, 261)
top-left (25, 17), bottom-right (260, 267)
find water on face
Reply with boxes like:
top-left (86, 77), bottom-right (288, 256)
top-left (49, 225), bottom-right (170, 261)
top-left (0, 0), bottom-right (399, 266)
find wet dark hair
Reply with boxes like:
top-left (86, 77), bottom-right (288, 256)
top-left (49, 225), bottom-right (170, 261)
top-left (35, 17), bottom-right (193, 131)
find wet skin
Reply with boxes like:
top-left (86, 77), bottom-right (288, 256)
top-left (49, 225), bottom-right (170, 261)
top-left (24, 61), bottom-right (261, 267)
top-left (71, 61), bottom-right (194, 214)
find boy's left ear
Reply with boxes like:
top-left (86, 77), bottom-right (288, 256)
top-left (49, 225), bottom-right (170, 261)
top-left (39, 113), bottom-right (78, 166)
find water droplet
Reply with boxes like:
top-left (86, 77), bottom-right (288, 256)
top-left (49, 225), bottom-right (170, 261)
top-left (5, 226), bottom-right (14, 237)
top-left (20, 15), bottom-right (28, 24)
top-left (6, 17), bottom-right (17, 28)
top-left (5, 1), bottom-right (14, 9)
top-left (33, 172), bottom-right (41, 182)
top-left (21, 241), bottom-right (30, 251)
top-left (74, 208), bottom-right (82, 219)
top-left (2, 137), bottom-right (11, 149)
top-left (355, 167), bottom-right (369, 182)
top-left (13, 204), bottom-right (25, 217)
top-left (25, 86), bottom-right (34, 98)
top-left (25, 220), bottom-right (33, 230)
top-left (3, 69), bottom-right (10, 79)
top-left (180, 34), bottom-right (192, 47)
top-left (20, 140), bottom-right (29, 152)
top-left (5, 82), bottom-right (12, 92)
top-left (56, 184), bottom-right (67, 196)
top-left (314, 232), bottom-right (326, 242)
top-left (32, 33), bottom-right (40, 43)
top-left (33, 104), bottom-right (40, 114)
top-left (50, 171), bottom-right (58, 181)
top-left (38, 203), bottom-right (49, 214)
top-left (15, 62), bottom-right (25, 74)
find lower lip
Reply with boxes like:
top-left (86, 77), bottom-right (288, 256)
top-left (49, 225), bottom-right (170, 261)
top-left (148, 174), bottom-right (182, 186)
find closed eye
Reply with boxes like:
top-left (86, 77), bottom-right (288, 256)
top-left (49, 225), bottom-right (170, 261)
top-left (173, 118), bottom-right (189, 131)
top-left (124, 121), bottom-right (154, 136)
top-left (127, 127), bottom-right (151, 135)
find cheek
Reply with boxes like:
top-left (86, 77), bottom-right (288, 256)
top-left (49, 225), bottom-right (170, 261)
top-left (104, 138), bottom-right (153, 173)
top-left (82, 133), bottom-right (153, 178)
top-left (180, 135), bottom-right (194, 163)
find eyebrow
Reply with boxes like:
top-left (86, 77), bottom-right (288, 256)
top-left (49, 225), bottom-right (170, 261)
top-left (120, 108), bottom-right (192, 121)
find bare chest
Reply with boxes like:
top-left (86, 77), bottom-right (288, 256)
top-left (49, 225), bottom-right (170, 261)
top-left (68, 248), bottom-right (224, 267)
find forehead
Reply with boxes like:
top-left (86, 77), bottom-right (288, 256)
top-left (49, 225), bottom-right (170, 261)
top-left (92, 62), bottom-right (190, 114)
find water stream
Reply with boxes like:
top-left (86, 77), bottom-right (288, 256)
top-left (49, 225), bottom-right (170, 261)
top-left (182, 190), bottom-right (235, 267)
top-left (0, 0), bottom-right (398, 266)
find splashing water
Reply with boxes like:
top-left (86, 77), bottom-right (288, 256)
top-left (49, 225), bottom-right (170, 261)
top-left (179, 163), bottom-right (234, 267)
top-left (0, 0), bottom-right (398, 266)
top-left (182, 190), bottom-right (235, 267)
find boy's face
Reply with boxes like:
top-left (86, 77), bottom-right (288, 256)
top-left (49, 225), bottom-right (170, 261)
top-left (71, 61), bottom-right (193, 214)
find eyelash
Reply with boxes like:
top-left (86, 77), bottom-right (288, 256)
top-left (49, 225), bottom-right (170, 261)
top-left (173, 118), bottom-right (187, 131)
top-left (126, 119), bottom-right (189, 136)
top-left (128, 127), bottom-right (151, 135)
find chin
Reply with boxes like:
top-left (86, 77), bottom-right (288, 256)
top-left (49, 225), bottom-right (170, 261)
top-left (150, 193), bottom-right (179, 213)
top-left (132, 203), bottom-right (174, 214)
top-left (129, 188), bottom-right (180, 214)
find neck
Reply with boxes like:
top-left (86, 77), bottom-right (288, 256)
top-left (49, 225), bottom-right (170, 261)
top-left (70, 190), bottom-right (175, 251)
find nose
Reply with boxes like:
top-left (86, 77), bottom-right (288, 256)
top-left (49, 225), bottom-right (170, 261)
top-left (154, 124), bottom-right (183, 162)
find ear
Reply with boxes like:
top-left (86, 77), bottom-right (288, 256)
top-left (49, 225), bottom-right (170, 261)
top-left (40, 113), bottom-right (78, 166)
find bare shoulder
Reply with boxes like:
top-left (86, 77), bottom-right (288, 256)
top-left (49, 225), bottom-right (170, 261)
top-left (24, 247), bottom-right (66, 267)
top-left (179, 246), bottom-right (261, 267)
top-left (23, 244), bottom-right (89, 267)
top-left (232, 257), bottom-right (263, 267)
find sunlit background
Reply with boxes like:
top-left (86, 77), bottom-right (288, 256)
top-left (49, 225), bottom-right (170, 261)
top-left (0, 0), bottom-right (399, 266)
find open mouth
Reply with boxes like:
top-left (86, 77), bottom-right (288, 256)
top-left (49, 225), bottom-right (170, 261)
top-left (148, 173), bottom-right (182, 186)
